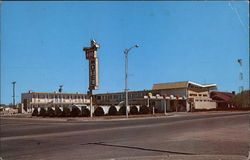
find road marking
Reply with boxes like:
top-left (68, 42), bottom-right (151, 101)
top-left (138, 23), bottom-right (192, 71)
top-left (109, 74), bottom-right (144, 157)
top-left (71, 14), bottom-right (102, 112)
top-left (84, 142), bottom-right (195, 155)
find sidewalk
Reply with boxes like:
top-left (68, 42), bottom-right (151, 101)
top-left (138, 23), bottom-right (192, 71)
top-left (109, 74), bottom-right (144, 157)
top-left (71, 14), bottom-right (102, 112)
top-left (1, 111), bottom-right (248, 122)
top-left (0, 113), bottom-right (176, 122)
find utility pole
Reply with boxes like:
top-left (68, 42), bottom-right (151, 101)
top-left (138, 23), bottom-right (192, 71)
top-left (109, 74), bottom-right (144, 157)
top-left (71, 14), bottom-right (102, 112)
top-left (124, 44), bottom-right (139, 118)
top-left (12, 81), bottom-right (16, 107)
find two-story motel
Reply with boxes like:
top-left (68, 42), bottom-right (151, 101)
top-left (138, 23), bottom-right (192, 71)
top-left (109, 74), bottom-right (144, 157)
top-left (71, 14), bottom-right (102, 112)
top-left (21, 81), bottom-right (217, 113)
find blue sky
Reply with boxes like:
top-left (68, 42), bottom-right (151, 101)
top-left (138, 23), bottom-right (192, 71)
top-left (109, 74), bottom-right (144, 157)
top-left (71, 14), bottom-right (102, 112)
top-left (1, 1), bottom-right (249, 104)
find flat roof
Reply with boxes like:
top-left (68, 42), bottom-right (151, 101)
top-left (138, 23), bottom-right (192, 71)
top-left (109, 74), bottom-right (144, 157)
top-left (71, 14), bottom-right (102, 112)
top-left (22, 81), bottom-right (217, 96)
top-left (153, 81), bottom-right (217, 90)
top-left (22, 92), bottom-right (87, 95)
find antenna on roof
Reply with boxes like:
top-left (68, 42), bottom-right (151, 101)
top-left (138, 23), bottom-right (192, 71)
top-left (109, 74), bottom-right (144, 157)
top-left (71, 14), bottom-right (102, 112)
top-left (59, 85), bottom-right (63, 93)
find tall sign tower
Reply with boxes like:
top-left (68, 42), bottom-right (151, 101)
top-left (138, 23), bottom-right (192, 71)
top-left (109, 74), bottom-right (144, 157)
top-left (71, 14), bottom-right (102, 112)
top-left (237, 59), bottom-right (244, 93)
top-left (83, 40), bottom-right (100, 117)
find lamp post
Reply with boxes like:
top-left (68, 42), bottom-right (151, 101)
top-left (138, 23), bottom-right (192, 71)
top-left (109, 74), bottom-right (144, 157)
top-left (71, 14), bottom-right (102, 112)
top-left (11, 81), bottom-right (16, 107)
top-left (124, 44), bottom-right (139, 118)
top-left (163, 94), bottom-right (167, 115)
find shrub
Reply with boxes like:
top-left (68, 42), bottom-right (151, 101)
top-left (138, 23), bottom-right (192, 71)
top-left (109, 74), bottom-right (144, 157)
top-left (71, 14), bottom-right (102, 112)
top-left (139, 105), bottom-right (149, 114)
top-left (32, 108), bottom-right (38, 116)
top-left (118, 106), bottom-right (126, 115)
top-left (55, 107), bottom-right (63, 117)
top-left (82, 108), bottom-right (90, 117)
top-left (47, 107), bottom-right (55, 117)
top-left (94, 107), bottom-right (104, 116)
top-left (108, 106), bottom-right (118, 116)
top-left (71, 107), bottom-right (81, 117)
top-left (39, 108), bottom-right (47, 117)
top-left (62, 107), bottom-right (71, 117)
top-left (231, 90), bottom-right (250, 108)
top-left (130, 106), bottom-right (139, 115)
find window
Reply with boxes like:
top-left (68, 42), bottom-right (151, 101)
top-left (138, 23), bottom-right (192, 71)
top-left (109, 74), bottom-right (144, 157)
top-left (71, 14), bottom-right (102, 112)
top-left (203, 94), bottom-right (207, 97)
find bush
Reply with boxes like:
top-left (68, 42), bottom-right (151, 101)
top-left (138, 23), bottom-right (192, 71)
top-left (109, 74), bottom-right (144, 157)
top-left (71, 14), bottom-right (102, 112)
top-left (139, 105), bottom-right (149, 114)
top-left (118, 106), bottom-right (126, 115)
top-left (130, 106), bottom-right (139, 115)
top-left (55, 107), bottom-right (63, 117)
top-left (82, 108), bottom-right (90, 117)
top-left (32, 108), bottom-right (38, 116)
top-left (108, 106), bottom-right (118, 116)
top-left (94, 107), bottom-right (104, 116)
top-left (47, 107), bottom-right (55, 117)
top-left (231, 90), bottom-right (250, 108)
top-left (62, 107), bottom-right (71, 117)
top-left (71, 107), bottom-right (81, 117)
top-left (39, 108), bottom-right (47, 117)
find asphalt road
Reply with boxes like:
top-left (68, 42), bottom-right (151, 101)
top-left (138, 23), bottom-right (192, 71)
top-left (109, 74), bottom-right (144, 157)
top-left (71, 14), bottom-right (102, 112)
top-left (0, 112), bottom-right (249, 160)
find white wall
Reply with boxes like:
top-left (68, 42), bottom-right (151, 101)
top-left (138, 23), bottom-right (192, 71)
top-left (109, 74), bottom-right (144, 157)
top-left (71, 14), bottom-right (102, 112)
top-left (194, 101), bottom-right (217, 109)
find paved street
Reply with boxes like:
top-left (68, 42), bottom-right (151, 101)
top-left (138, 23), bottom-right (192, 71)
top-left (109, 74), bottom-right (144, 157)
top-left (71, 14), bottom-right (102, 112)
top-left (0, 112), bottom-right (249, 160)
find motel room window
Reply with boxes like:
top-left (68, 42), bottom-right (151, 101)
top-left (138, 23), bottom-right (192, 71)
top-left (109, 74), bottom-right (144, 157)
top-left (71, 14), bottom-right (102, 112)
top-left (203, 94), bottom-right (207, 97)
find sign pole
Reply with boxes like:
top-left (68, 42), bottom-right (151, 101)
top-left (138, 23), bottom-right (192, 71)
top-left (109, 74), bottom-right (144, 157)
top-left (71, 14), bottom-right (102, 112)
top-left (164, 99), bottom-right (167, 115)
top-left (90, 93), bottom-right (93, 118)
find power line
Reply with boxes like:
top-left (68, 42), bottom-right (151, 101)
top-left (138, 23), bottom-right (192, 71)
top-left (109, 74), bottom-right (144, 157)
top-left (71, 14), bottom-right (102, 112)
top-left (228, 1), bottom-right (248, 33)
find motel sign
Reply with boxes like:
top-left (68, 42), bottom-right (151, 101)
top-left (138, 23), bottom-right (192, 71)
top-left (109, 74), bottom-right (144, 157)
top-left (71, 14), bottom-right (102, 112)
top-left (83, 40), bottom-right (100, 90)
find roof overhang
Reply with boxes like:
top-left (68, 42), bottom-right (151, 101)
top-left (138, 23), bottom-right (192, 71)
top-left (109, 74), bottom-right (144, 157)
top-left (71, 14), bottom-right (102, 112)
top-left (188, 81), bottom-right (217, 90)
top-left (153, 81), bottom-right (217, 91)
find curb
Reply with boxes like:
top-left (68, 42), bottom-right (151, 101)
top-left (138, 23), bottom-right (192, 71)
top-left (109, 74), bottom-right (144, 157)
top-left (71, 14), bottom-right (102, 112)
top-left (106, 155), bottom-right (248, 160)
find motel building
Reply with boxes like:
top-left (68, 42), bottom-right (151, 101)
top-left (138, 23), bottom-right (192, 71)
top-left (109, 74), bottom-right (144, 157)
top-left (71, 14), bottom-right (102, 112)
top-left (21, 81), bottom-right (217, 113)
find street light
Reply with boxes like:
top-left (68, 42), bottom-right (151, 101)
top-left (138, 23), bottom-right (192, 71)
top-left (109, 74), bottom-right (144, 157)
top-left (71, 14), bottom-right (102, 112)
top-left (11, 81), bottom-right (16, 107)
top-left (124, 44), bottom-right (139, 118)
